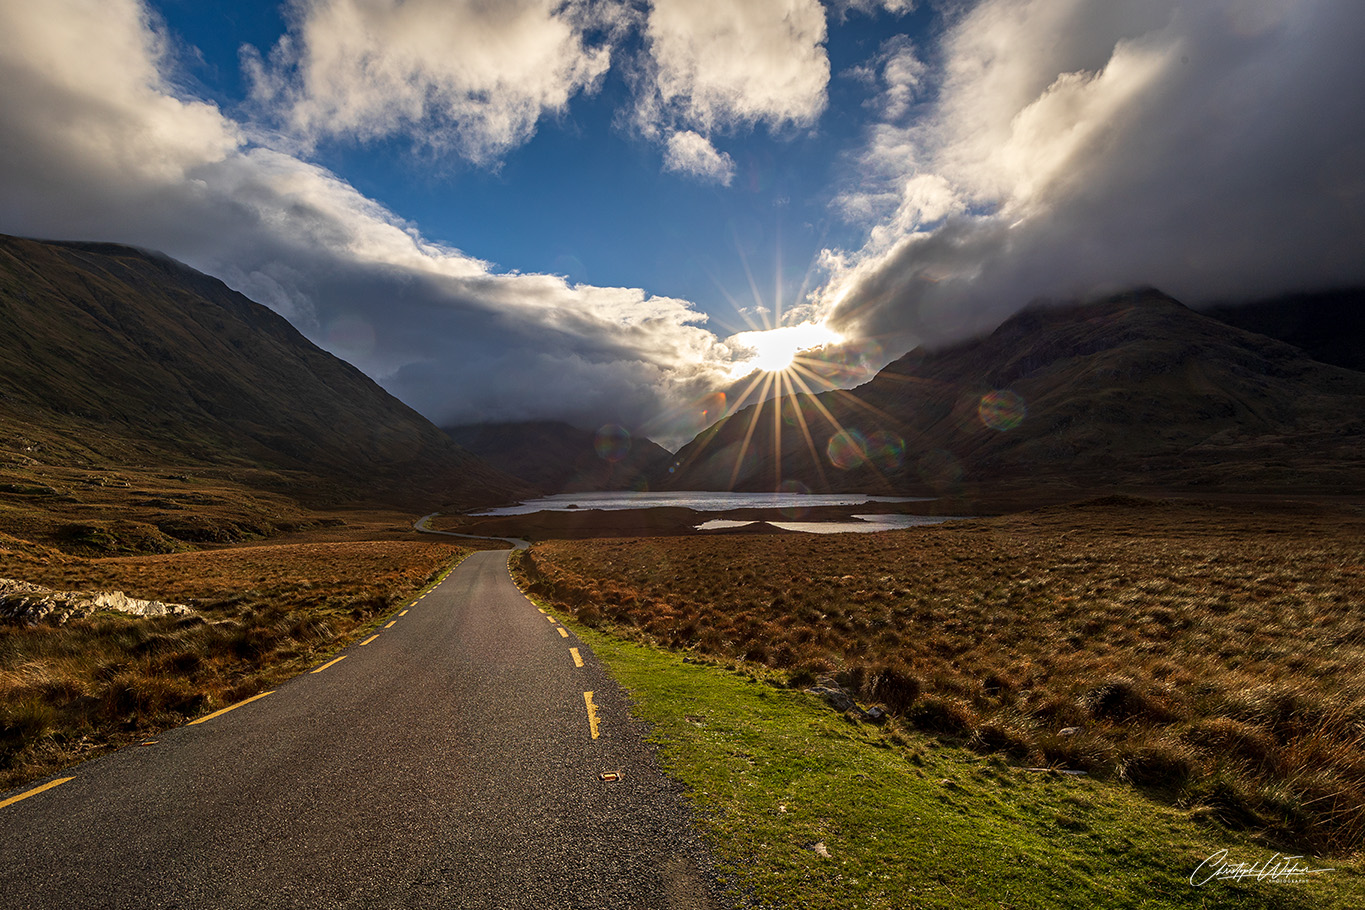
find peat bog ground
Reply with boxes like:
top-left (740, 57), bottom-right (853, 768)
top-left (517, 495), bottom-right (1365, 857)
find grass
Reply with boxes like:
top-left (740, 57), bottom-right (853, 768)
top-left (514, 497), bottom-right (1365, 858)
top-left (536, 608), bottom-right (1364, 909)
top-left (0, 538), bottom-right (473, 790)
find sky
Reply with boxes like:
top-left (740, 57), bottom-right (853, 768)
top-left (1, 1), bottom-right (1363, 449)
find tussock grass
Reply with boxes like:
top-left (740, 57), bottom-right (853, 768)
top-left (515, 498), bottom-right (1365, 856)
top-left (0, 540), bottom-right (468, 790)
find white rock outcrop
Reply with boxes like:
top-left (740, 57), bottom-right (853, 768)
top-left (0, 578), bottom-right (192, 625)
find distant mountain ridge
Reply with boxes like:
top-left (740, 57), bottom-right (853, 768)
top-left (0, 234), bottom-right (527, 510)
top-left (661, 288), bottom-right (1365, 496)
top-left (444, 420), bottom-right (672, 494)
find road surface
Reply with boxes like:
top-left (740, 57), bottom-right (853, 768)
top-left (0, 550), bottom-right (725, 909)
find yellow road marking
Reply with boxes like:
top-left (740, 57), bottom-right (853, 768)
top-left (557, 627), bottom-right (569, 639)
top-left (384, 620), bottom-right (397, 629)
top-left (141, 740), bottom-right (158, 746)
top-left (583, 691), bottom-right (600, 740)
top-left (546, 615), bottom-right (557, 623)
top-left (537, 608), bottom-right (547, 614)
top-left (570, 647), bottom-right (583, 667)
top-left (399, 610), bottom-right (408, 616)
top-left (360, 634), bottom-right (379, 646)
top-left (310, 656), bottom-right (347, 674)
top-left (187, 690), bottom-right (275, 726)
top-left (0, 777), bottom-right (75, 811)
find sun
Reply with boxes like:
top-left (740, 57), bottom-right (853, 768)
top-left (729, 322), bottom-right (842, 377)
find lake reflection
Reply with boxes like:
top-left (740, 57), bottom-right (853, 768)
top-left (696, 515), bottom-right (964, 534)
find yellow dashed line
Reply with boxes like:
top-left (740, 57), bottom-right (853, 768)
top-left (310, 656), bottom-right (347, 675)
top-left (187, 690), bottom-right (275, 725)
top-left (399, 610), bottom-right (408, 616)
top-left (537, 608), bottom-right (547, 614)
top-left (570, 648), bottom-right (583, 667)
top-left (384, 620), bottom-right (397, 629)
top-left (546, 615), bottom-right (557, 623)
top-left (557, 628), bottom-right (569, 639)
top-left (360, 634), bottom-right (379, 646)
top-left (0, 777), bottom-right (75, 811)
top-left (583, 691), bottom-right (600, 740)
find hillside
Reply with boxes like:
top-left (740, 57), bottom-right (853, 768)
top-left (1201, 288), bottom-right (1365, 374)
top-left (445, 420), bottom-right (673, 494)
top-left (662, 289), bottom-right (1365, 497)
top-left (0, 235), bottom-right (527, 549)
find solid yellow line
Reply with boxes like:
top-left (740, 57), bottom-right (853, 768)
top-left (399, 610), bottom-right (408, 616)
top-left (187, 690), bottom-right (275, 725)
top-left (557, 627), bottom-right (569, 639)
top-left (583, 691), bottom-right (600, 740)
top-left (360, 635), bottom-right (379, 646)
top-left (384, 620), bottom-right (397, 629)
top-left (310, 656), bottom-right (347, 674)
top-left (0, 777), bottom-right (75, 810)
top-left (570, 647), bottom-right (583, 667)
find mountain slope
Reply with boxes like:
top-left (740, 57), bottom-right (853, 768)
top-left (0, 235), bottom-right (526, 512)
top-left (444, 420), bottom-right (672, 494)
top-left (662, 289), bottom-right (1365, 496)
top-left (1201, 288), bottom-right (1365, 374)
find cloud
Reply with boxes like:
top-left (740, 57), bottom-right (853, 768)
top-left (632, 0), bottom-right (829, 179)
top-left (0, 0), bottom-right (736, 445)
top-left (820, 0), bottom-right (1365, 353)
top-left (247, 0), bottom-right (616, 165)
top-left (662, 130), bottom-right (736, 184)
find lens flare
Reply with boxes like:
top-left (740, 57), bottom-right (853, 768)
top-left (978, 390), bottom-right (1027, 431)
top-left (826, 428), bottom-right (868, 471)
top-left (594, 424), bottom-right (631, 463)
top-left (865, 430), bottom-right (906, 471)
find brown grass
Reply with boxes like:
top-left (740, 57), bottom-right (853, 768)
top-left (0, 539), bottom-right (469, 790)
top-left (515, 496), bottom-right (1365, 855)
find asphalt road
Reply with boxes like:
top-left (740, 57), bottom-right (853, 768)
top-left (0, 550), bottom-right (726, 909)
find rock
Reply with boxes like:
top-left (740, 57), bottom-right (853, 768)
top-left (860, 705), bottom-right (888, 724)
top-left (806, 686), bottom-right (856, 713)
top-left (811, 842), bottom-right (831, 858)
top-left (1058, 726), bottom-right (1082, 736)
top-left (0, 578), bottom-right (192, 625)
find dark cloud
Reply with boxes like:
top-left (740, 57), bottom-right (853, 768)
top-left (821, 0), bottom-right (1365, 353)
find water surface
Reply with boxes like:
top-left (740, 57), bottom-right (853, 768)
top-left (474, 491), bottom-right (928, 516)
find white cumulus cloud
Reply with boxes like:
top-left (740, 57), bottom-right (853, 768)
top-left (633, 0), bottom-right (829, 180)
top-left (662, 130), bottom-right (735, 184)
top-left (247, 0), bottom-right (617, 165)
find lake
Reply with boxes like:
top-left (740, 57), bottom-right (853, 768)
top-left (473, 491), bottom-right (929, 515)
top-left (473, 491), bottom-right (966, 533)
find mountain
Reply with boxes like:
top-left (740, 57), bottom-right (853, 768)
top-left (662, 289), bottom-right (1365, 497)
top-left (0, 235), bottom-right (527, 525)
top-left (444, 420), bottom-right (672, 494)
top-left (1201, 288), bottom-right (1365, 374)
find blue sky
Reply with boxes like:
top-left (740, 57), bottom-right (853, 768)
top-left (152, 0), bottom-right (932, 335)
top-left (1, 1), bottom-right (1362, 448)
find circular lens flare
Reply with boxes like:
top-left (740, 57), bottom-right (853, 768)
top-left (978, 390), bottom-right (1027, 431)
top-left (594, 424), bottom-right (631, 463)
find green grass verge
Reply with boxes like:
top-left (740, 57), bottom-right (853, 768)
top-left (553, 615), bottom-right (1362, 909)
